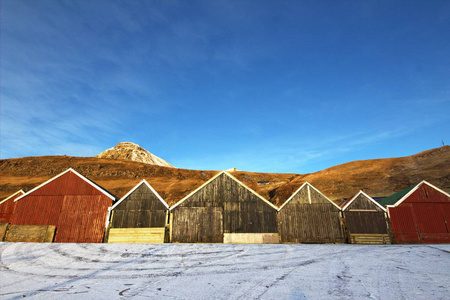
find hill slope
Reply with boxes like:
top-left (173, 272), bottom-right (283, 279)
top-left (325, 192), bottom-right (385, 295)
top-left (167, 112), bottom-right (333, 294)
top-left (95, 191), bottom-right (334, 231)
top-left (1, 146), bottom-right (449, 206)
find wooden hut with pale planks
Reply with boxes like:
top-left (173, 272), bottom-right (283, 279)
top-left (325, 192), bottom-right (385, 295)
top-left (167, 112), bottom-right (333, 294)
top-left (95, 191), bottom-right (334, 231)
top-left (11, 168), bottom-right (115, 243)
top-left (277, 182), bottom-right (345, 243)
top-left (107, 179), bottom-right (169, 243)
top-left (169, 171), bottom-right (279, 243)
top-left (341, 191), bottom-right (392, 244)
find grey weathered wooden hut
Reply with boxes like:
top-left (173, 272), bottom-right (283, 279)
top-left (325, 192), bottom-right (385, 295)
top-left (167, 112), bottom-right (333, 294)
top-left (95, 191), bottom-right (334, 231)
top-left (169, 171), bottom-right (279, 243)
top-left (277, 182), bottom-right (345, 243)
top-left (108, 179), bottom-right (169, 243)
top-left (341, 191), bottom-right (391, 244)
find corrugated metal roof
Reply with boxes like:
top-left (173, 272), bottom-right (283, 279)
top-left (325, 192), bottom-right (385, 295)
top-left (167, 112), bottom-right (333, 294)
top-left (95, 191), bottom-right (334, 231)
top-left (378, 185), bottom-right (416, 207)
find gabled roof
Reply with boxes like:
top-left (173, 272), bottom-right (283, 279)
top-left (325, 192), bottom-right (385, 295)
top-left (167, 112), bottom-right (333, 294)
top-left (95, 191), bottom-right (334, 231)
top-left (170, 171), bottom-right (278, 211)
top-left (278, 182), bottom-right (341, 211)
top-left (341, 190), bottom-right (386, 212)
top-left (111, 179), bottom-right (169, 210)
top-left (378, 185), bottom-right (415, 207)
top-left (14, 168), bottom-right (116, 202)
top-left (0, 190), bottom-right (25, 205)
top-left (383, 180), bottom-right (450, 208)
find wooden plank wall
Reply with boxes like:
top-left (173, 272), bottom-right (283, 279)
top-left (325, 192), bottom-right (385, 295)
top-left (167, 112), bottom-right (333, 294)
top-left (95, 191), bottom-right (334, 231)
top-left (278, 185), bottom-right (345, 243)
top-left (223, 233), bottom-right (279, 244)
top-left (171, 173), bottom-right (278, 243)
top-left (108, 228), bottom-right (165, 243)
top-left (111, 183), bottom-right (167, 228)
top-left (343, 194), bottom-right (390, 236)
top-left (5, 225), bottom-right (56, 243)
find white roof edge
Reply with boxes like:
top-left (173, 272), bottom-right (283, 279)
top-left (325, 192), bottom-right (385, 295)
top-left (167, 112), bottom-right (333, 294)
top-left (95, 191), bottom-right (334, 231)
top-left (342, 190), bottom-right (386, 212)
top-left (169, 171), bottom-right (278, 211)
top-left (277, 182), bottom-right (309, 211)
top-left (278, 182), bottom-right (340, 211)
top-left (14, 168), bottom-right (115, 202)
top-left (111, 179), bottom-right (169, 210)
top-left (307, 182), bottom-right (342, 210)
top-left (223, 171), bottom-right (279, 211)
top-left (170, 171), bottom-right (225, 210)
top-left (341, 191), bottom-right (361, 212)
top-left (0, 190), bottom-right (25, 205)
top-left (392, 180), bottom-right (450, 208)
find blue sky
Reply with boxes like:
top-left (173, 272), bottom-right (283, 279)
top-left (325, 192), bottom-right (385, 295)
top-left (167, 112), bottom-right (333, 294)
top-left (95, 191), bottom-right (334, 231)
top-left (1, 1), bottom-right (449, 173)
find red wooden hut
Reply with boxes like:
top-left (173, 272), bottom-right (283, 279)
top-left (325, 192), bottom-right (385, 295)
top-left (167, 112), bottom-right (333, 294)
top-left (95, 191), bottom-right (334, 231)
top-left (380, 181), bottom-right (450, 244)
top-left (0, 190), bottom-right (25, 223)
top-left (12, 168), bottom-right (115, 243)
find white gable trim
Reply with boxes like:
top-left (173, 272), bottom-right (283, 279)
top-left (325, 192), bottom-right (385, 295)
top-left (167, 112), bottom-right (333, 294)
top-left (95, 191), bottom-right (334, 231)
top-left (111, 179), bottom-right (169, 210)
top-left (278, 182), bottom-right (341, 211)
top-left (0, 190), bottom-right (25, 205)
top-left (342, 190), bottom-right (386, 212)
top-left (390, 180), bottom-right (450, 208)
top-left (224, 172), bottom-right (279, 211)
top-left (169, 171), bottom-right (224, 210)
top-left (277, 182), bottom-right (308, 211)
top-left (14, 168), bottom-right (115, 202)
top-left (169, 171), bottom-right (279, 211)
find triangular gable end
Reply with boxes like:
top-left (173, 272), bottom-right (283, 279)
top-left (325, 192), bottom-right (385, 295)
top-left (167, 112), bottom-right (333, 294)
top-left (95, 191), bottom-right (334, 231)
top-left (14, 168), bottom-right (116, 202)
top-left (223, 171), bottom-right (279, 211)
top-left (341, 190), bottom-right (386, 212)
top-left (278, 182), bottom-right (341, 211)
top-left (387, 180), bottom-right (450, 208)
top-left (169, 171), bottom-right (225, 210)
top-left (169, 171), bottom-right (279, 211)
top-left (0, 190), bottom-right (25, 205)
top-left (111, 179), bottom-right (169, 210)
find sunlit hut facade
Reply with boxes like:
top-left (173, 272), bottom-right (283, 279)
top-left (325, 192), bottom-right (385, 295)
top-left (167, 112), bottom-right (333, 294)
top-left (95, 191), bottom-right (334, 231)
top-left (169, 171), bottom-right (279, 243)
top-left (107, 179), bottom-right (169, 243)
top-left (12, 168), bottom-right (115, 243)
top-left (341, 191), bottom-right (392, 244)
top-left (0, 190), bottom-right (25, 223)
top-left (380, 181), bottom-right (450, 244)
top-left (277, 182), bottom-right (345, 243)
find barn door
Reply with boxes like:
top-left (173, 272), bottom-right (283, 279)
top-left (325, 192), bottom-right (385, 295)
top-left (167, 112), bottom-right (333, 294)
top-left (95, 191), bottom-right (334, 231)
top-left (55, 195), bottom-right (105, 243)
top-left (172, 207), bottom-right (223, 243)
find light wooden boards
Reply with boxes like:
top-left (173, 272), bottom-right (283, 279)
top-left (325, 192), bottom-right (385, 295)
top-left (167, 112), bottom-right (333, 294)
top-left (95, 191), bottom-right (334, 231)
top-left (4, 225), bottom-right (56, 243)
top-left (108, 228), bottom-right (165, 243)
top-left (349, 233), bottom-right (391, 244)
top-left (223, 233), bottom-right (280, 244)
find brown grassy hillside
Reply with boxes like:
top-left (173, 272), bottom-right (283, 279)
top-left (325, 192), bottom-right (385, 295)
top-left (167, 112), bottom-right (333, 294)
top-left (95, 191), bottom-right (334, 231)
top-left (1, 146), bottom-right (449, 206)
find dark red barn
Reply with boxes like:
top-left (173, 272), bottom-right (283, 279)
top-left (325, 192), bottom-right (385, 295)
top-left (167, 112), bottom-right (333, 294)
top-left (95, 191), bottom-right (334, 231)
top-left (0, 190), bottom-right (25, 223)
top-left (380, 181), bottom-right (450, 244)
top-left (12, 168), bottom-right (115, 243)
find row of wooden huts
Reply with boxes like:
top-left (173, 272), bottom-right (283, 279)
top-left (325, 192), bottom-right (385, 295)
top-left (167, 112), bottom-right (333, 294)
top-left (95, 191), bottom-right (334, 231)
top-left (1, 168), bottom-right (449, 244)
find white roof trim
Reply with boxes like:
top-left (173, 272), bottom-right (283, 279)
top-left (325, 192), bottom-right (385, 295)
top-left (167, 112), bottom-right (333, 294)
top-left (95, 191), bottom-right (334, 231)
top-left (169, 171), bottom-right (278, 211)
top-left (14, 168), bottom-right (115, 202)
top-left (0, 190), bottom-right (25, 205)
top-left (111, 179), bottom-right (169, 210)
top-left (341, 190), bottom-right (386, 212)
top-left (278, 182), bottom-right (341, 211)
top-left (224, 172), bottom-right (279, 211)
top-left (170, 171), bottom-right (224, 210)
top-left (390, 180), bottom-right (450, 208)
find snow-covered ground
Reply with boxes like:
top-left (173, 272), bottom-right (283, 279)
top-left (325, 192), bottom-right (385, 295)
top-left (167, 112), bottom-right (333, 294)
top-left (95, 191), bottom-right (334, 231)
top-left (1, 243), bottom-right (449, 299)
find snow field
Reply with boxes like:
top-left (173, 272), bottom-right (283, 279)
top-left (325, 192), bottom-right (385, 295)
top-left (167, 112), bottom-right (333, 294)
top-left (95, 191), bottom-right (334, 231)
top-left (1, 243), bottom-right (449, 299)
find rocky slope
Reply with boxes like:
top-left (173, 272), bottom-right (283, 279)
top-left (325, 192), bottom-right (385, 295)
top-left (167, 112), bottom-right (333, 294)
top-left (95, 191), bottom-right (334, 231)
top-left (96, 142), bottom-right (174, 168)
top-left (1, 146), bottom-right (449, 206)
